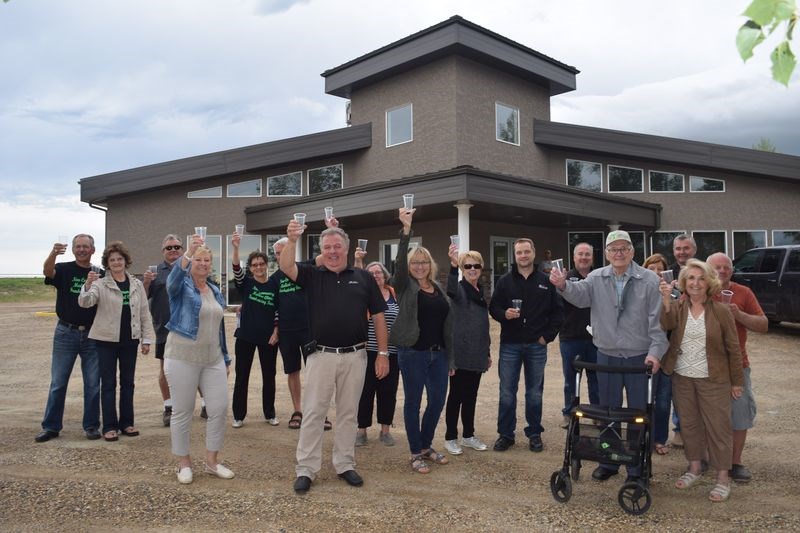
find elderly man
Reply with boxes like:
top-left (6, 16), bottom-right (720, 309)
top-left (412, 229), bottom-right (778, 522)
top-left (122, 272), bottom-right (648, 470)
top-left (557, 242), bottom-right (599, 429)
top-left (280, 220), bottom-right (389, 494)
top-left (550, 230), bottom-right (667, 483)
top-left (36, 234), bottom-right (101, 442)
top-left (707, 252), bottom-right (767, 483)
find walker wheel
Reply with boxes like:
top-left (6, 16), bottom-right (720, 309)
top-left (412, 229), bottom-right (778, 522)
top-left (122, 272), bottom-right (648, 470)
top-left (618, 481), bottom-right (651, 515)
top-left (550, 470), bottom-right (572, 503)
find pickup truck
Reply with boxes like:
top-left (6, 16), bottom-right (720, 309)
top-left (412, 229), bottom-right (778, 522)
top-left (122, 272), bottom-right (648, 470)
top-left (732, 245), bottom-right (800, 325)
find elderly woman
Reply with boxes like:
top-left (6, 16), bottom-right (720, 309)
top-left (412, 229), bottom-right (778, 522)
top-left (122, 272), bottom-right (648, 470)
top-left (443, 247), bottom-right (491, 455)
top-left (355, 261), bottom-right (400, 447)
top-left (79, 241), bottom-right (154, 442)
top-left (164, 235), bottom-right (233, 484)
top-left (390, 208), bottom-right (454, 474)
top-left (659, 258), bottom-right (743, 502)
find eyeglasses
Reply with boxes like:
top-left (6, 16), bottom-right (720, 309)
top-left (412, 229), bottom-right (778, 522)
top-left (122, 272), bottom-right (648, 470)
top-left (163, 245), bottom-right (183, 251)
top-left (250, 262), bottom-right (267, 268)
top-left (606, 246), bottom-right (631, 255)
top-left (410, 261), bottom-right (431, 267)
top-left (462, 263), bottom-right (482, 270)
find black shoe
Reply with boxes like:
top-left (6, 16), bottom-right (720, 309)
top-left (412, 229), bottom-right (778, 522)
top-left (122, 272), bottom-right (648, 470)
top-left (293, 476), bottom-right (312, 494)
top-left (493, 436), bottom-right (515, 451)
top-left (200, 406), bottom-right (208, 419)
top-left (85, 428), bottom-right (101, 440)
top-left (592, 467), bottom-right (618, 481)
top-left (34, 430), bottom-right (59, 443)
top-left (337, 470), bottom-right (364, 487)
top-left (729, 463), bottom-right (752, 483)
top-left (529, 436), bottom-right (544, 452)
top-left (162, 406), bottom-right (172, 427)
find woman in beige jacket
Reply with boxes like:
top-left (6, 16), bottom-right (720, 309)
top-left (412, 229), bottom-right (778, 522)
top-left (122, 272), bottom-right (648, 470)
top-left (79, 241), bottom-right (154, 441)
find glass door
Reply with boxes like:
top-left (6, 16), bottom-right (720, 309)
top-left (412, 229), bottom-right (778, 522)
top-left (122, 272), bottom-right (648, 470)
top-left (491, 237), bottom-right (515, 290)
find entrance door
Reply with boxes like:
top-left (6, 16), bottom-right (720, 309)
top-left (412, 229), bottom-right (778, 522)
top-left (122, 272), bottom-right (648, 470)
top-left (490, 237), bottom-right (516, 291)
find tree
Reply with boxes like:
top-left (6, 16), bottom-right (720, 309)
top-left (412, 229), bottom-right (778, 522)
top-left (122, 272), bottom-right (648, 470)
top-left (737, 0), bottom-right (798, 85)
top-left (753, 137), bottom-right (778, 151)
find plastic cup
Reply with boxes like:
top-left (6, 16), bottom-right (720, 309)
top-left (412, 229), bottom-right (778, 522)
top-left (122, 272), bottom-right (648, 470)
top-left (403, 194), bottom-right (414, 211)
top-left (235, 224), bottom-right (245, 236)
top-left (90, 265), bottom-right (102, 274)
top-left (450, 235), bottom-right (460, 251)
top-left (551, 258), bottom-right (564, 272)
top-left (721, 290), bottom-right (734, 304)
top-left (358, 239), bottom-right (368, 252)
top-left (324, 207), bottom-right (334, 221)
top-left (58, 235), bottom-right (69, 246)
top-left (148, 265), bottom-right (158, 274)
top-left (194, 226), bottom-right (207, 241)
top-left (511, 299), bottom-right (522, 310)
top-left (293, 213), bottom-right (307, 225)
top-left (661, 270), bottom-right (674, 284)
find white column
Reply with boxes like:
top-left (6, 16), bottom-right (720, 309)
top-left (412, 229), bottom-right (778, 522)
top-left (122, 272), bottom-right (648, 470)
top-left (455, 201), bottom-right (473, 251)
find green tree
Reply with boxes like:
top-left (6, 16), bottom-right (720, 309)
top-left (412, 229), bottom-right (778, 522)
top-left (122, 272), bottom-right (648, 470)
top-left (752, 137), bottom-right (778, 151)
top-left (737, 0), bottom-right (798, 85)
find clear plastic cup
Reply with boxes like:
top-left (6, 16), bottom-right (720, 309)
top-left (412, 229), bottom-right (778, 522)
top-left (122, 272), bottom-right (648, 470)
top-left (661, 270), bottom-right (674, 284)
top-left (58, 235), bottom-right (69, 246)
top-left (403, 194), bottom-right (414, 211)
top-left (721, 290), bottom-right (734, 304)
top-left (450, 235), bottom-right (460, 250)
top-left (551, 258), bottom-right (564, 272)
top-left (293, 213), bottom-right (307, 225)
top-left (511, 299), bottom-right (522, 310)
top-left (358, 239), bottom-right (368, 252)
top-left (235, 224), bottom-right (245, 236)
top-left (194, 226), bottom-right (207, 241)
top-left (148, 265), bottom-right (158, 274)
top-left (324, 207), bottom-right (334, 221)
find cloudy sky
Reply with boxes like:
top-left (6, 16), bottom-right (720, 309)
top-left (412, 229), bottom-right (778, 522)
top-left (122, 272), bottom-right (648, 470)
top-left (1, 0), bottom-right (797, 274)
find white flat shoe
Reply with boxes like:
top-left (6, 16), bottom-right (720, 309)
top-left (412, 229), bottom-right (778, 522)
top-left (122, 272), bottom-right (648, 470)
top-left (232, 419), bottom-right (244, 428)
top-left (266, 417), bottom-right (279, 426)
top-left (177, 466), bottom-right (193, 484)
top-left (205, 462), bottom-right (235, 479)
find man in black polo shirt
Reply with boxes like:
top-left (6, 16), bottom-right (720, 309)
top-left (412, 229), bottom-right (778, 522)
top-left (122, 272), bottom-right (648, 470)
top-left (36, 234), bottom-right (102, 442)
top-left (279, 221), bottom-right (389, 494)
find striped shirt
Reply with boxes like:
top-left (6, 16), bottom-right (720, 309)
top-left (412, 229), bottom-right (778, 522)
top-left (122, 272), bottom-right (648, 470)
top-left (367, 293), bottom-right (399, 355)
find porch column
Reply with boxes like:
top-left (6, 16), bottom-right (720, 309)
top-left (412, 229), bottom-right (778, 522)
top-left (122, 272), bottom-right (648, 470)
top-left (455, 201), bottom-right (473, 251)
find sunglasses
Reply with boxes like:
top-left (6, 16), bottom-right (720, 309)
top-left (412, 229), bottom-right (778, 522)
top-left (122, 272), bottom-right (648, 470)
top-left (164, 245), bottom-right (183, 251)
top-left (462, 263), bottom-right (482, 270)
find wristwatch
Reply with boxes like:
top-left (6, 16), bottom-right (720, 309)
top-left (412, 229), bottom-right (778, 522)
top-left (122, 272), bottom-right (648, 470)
top-left (377, 351), bottom-right (389, 357)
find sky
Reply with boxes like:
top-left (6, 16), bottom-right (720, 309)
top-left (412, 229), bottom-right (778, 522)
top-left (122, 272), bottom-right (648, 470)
top-left (1, 0), bottom-right (798, 274)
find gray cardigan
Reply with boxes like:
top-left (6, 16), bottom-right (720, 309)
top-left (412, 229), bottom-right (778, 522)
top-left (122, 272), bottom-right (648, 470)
top-left (447, 267), bottom-right (490, 372)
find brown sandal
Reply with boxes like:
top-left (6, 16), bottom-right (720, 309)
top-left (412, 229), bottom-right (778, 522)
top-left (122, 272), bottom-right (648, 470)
top-left (121, 427), bottom-right (140, 437)
top-left (288, 411), bottom-right (302, 430)
top-left (421, 448), bottom-right (449, 465)
top-left (103, 430), bottom-right (119, 442)
top-left (410, 454), bottom-right (431, 474)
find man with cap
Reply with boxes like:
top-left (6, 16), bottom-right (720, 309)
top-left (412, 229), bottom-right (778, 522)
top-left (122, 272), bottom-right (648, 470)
top-left (550, 230), bottom-right (668, 484)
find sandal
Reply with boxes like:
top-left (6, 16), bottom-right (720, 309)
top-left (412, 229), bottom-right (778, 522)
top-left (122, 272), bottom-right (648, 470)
top-left (103, 430), bottom-right (119, 442)
top-left (410, 455), bottom-right (431, 474)
top-left (288, 411), bottom-right (302, 430)
top-left (121, 427), bottom-right (140, 437)
top-left (655, 443), bottom-right (669, 455)
top-left (709, 482), bottom-right (731, 502)
top-left (324, 418), bottom-right (332, 431)
top-left (675, 471), bottom-right (701, 490)
top-left (421, 448), bottom-right (449, 465)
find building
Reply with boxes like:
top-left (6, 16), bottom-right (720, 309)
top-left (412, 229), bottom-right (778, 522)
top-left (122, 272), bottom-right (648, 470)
top-left (79, 16), bottom-right (800, 303)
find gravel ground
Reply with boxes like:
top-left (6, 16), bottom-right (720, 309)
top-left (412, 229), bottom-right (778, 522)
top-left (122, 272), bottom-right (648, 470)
top-left (1, 301), bottom-right (799, 532)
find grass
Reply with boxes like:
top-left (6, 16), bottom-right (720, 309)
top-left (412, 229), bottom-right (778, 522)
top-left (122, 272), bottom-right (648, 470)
top-left (0, 278), bottom-right (56, 303)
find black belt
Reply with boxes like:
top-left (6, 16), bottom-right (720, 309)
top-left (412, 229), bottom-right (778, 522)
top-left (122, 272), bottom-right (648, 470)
top-left (58, 319), bottom-right (88, 331)
top-left (317, 342), bottom-right (367, 354)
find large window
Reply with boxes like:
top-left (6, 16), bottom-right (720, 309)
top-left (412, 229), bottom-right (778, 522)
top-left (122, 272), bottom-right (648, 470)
top-left (649, 171), bottom-right (684, 192)
top-left (386, 103), bottom-right (413, 147)
top-left (690, 176), bottom-right (725, 192)
top-left (733, 230), bottom-right (767, 258)
top-left (308, 164), bottom-right (343, 194)
top-left (567, 232), bottom-right (604, 270)
top-left (692, 230), bottom-right (727, 260)
top-left (773, 230), bottom-right (800, 246)
top-left (226, 234), bottom-right (262, 305)
top-left (628, 231), bottom-right (647, 266)
top-left (651, 231), bottom-right (685, 265)
top-left (227, 179), bottom-right (261, 198)
top-left (187, 186), bottom-right (222, 198)
top-left (566, 159), bottom-right (602, 192)
top-left (267, 171), bottom-right (302, 197)
top-left (495, 102), bottom-right (520, 145)
top-left (608, 165), bottom-right (643, 193)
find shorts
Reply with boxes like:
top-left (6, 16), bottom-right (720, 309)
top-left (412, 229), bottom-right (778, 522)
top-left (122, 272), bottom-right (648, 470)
top-left (278, 329), bottom-right (308, 375)
top-left (155, 342), bottom-right (166, 360)
top-left (731, 367), bottom-right (756, 431)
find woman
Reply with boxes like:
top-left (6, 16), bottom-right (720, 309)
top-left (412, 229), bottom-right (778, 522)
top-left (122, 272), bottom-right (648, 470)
top-left (659, 258), bottom-right (743, 502)
top-left (355, 261), bottom-right (400, 447)
top-left (164, 235), bottom-right (234, 484)
top-left (231, 234), bottom-right (280, 428)
top-left (443, 247), bottom-right (491, 455)
top-left (390, 208), bottom-right (454, 474)
top-left (79, 241), bottom-right (154, 442)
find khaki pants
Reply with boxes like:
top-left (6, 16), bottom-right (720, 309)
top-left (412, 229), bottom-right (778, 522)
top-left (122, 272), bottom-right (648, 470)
top-left (296, 348), bottom-right (367, 479)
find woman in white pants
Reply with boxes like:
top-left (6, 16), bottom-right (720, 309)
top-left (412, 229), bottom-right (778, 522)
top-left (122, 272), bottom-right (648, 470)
top-left (163, 234), bottom-right (233, 484)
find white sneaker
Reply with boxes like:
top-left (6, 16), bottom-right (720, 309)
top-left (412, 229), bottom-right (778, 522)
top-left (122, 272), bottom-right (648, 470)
top-left (460, 436), bottom-right (488, 451)
top-left (232, 419), bottom-right (244, 428)
top-left (444, 439), bottom-right (463, 455)
top-left (177, 466), bottom-right (193, 484)
top-left (205, 462), bottom-right (235, 479)
top-left (266, 417), bottom-right (279, 426)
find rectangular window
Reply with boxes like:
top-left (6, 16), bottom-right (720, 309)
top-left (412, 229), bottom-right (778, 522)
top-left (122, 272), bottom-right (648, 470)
top-left (773, 230), bottom-right (800, 246)
top-left (649, 171), bottom-right (684, 192)
top-left (608, 165), bottom-right (643, 193)
top-left (651, 231), bottom-right (685, 265)
top-left (386, 103), bottom-right (413, 147)
top-left (495, 102), bottom-right (520, 145)
top-left (732, 230), bottom-right (767, 258)
top-left (226, 234), bottom-right (262, 305)
top-left (308, 164), bottom-right (343, 195)
top-left (187, 186), bottom-right (222, 198)
top-left (692, 230), bottom-right (727, 260)
top-left (567, 232), bottom-right (604, 270)
top-left (227, 179), bottom-right (262, 198)
top-left (266, 171), bottom-right (302, 197)
top-left (690, 176), bottom-right (725, 192)
top-left (786, 249), bottom-right (800, 272)
top-left (566, 159), bottom-right (602, 192)
top-left (266, 234), bottom-right (283, 275)
top-left (628, 231), bottom-right (647, 266)
top-left (307, 234), bottom-right (321, 261)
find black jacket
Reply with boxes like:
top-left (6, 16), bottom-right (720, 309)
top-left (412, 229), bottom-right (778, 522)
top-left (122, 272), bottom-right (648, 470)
top-left (558, 268), bottom-right (592, 340)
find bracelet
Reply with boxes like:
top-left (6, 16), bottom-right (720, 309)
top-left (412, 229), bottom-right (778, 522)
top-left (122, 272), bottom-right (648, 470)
top-left (377, 351), bottom-right (389, 357)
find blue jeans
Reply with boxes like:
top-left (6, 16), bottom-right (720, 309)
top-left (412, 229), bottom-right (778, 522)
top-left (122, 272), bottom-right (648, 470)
top-left (653, 371), bottom-right (672, 445)
top-left (397, 347), bottom-right (449, 455)
top-left (41, 323), bottom-right (100, 432)
top-left (96, 341), bottom-right (138, 433)
top-left (559, 339), bottom-right (599, 414)
top-left (497, 342), bottom-right (547, 440)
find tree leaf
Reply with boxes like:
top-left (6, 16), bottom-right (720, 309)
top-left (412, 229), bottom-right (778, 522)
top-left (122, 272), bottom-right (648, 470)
top-left (744, 0), bottom-right (797, 26)
top-left (737, 20), bottom-right (766, 60)
top-left (771, 40), bottom-right (797, 85)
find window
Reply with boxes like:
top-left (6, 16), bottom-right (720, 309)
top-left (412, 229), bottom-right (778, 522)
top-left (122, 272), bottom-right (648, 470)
top-left (266, 234), bottom-right (283, 275)
top-left (566, 159), bottom-right (602, 192)
top-left (495, 102), bottom-right (520, 145)
top-left (651, 231), bottom-right (685, 265)
top-left (761, 249), bottom-right (784, 272)
top-left (386, 103), bottom-right (413, 147)
top-left (628, 231), bottom-right (647, 266)
top-left (307, 234), bottom-right (321, 260)
top-left (773, 230), bottom-right (800, 246)
top-left (227, 179), bottom-right (261, 198)
top-left (733, 250), bottom-right (761, 273)
top-left (226, 234), bottom-right (262, 305)
top-left (187, 186), bottom-right (222, 198)
top-left (608, 165), bottom-right (643, 193)
top-left (308, 164), bottom-right (343, 195)
top-left (733, 230), bottom-right (767, 258)
top-left (266, 171), bottom-right (302, 197)
top-left (567, 232), bottom-right (604, 270)
top-left (649, 171), bottom-right (684, 192)
top-left (786, 250), bottom-right (800, 272)
top-left (690, 176), bottom-right (725, 192)
top-left (692, 230), bottom-right (727, 260)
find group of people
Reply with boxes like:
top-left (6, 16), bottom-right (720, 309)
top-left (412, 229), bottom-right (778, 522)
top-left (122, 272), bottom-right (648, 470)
top-left (35, 221), bottom-right (764, 502)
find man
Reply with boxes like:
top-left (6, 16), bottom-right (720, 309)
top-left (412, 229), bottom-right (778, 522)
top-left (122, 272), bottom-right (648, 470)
top-left (669, 233), bottom-right (697, 282)
top-left (143, 234), bottom-right (184, 426)
top-left (550, 230), bottom-right (667, 483)
top-left (280, 220), bottom-right (389, 494)
top-left (36, 234), bottom-right (101, 442)
top-left (707, 252), bottom-right (768, 483)
top-left (489, 239), bottom-right (563, 453)
top-left (557, 242), bottom-right (599, 429)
